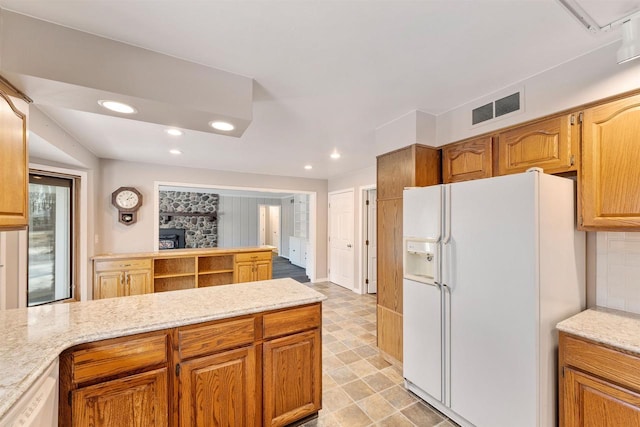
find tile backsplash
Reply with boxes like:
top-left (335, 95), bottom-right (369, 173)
top-left (596, 232), bottom-right (640, 314)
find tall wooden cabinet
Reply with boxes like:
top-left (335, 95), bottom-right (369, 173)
top-left (376, 144), bottom-right (440, 362)
top-left (0, 81), bottom-right (29, 230)
top-left (580, 93), bottom-right (640, 229)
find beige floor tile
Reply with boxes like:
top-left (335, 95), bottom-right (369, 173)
top-left (436, 420), bottom-right (458, 427)
top-left (328, 365), bottom-right (359, 385)
top-left (322, 387), bottom-right (354, 412)
top-left (362, 371), bottom-right (396, 392)
top-left (380, 385), bottom-right (419, 409)
top-left (401, 401), bottom-right (445, 425)
top-left (348, 359), bottom-right (379, 378)
top-left (332, 403), bottom-right (373, 427)
top-left (342, 379), bottom-right (376, 401)
top-left (326, 340), bottom-right (349, 354)
top-left (335, 349), bottom-right (361, 364)
top-left (380, 365), bottom-right (405, 384)
top-left (376, 412), bottom-right (415, 427)
top-left (322, 353), bottom-right (344, 371)
top-left (366, 354), bottom-right (392, 370)
top-left (357, 393), bottom-right (397, 422)
top-left (353, 344), bottom-right (379, 358)
top-left (322, 373), bottom-right (339, 390)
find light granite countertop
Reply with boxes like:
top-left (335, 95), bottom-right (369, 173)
top-left (0, 278), bottom-right (325, 421)
top-left (557, 307), bottom-right (640, 354)
top-left (92, 245), bottom-right (275, 260)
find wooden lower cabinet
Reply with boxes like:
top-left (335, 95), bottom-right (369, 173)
top-left (235, 252), bottom-right (273, 283)
top-left (560, 332), bottom-right (640, 427)
top-left (263, 329), bottom-right (321, 427)
top-left (93, 258), bottom-right (153, 299)
top-left (61, 303), bottom-right (321, 427)
top-left (179, 346), bottom-right (258, 427)
top-left (72, 368), bottom-right (169, 427)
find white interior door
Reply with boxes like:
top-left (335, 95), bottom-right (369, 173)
top-left (259, 205), bottom-right (267, 246)
top-left (329, 190), bottom-right (355, 290)
top-left (268, 205), bottom-right (280, 252)
top-left (366, 189), bottom-right (377, 294)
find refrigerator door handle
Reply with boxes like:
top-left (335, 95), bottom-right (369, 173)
top-left (443, 185), bottom-right (451, 244)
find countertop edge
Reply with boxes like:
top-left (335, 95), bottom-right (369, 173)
top-left (557, 307), bottom-right (640, 355)
top-left (92, 245), bottom-right (276, 260)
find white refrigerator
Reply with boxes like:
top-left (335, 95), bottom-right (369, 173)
top-left (402, 170), bottom-right (585, 427)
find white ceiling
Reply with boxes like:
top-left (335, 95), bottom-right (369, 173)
top-left (0, 0), bottom-right (631, 179)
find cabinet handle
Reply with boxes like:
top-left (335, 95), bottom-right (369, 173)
top-left (119, 263), bottom-right (132, 267)
top-left (347, 244), bottom-right (352, 248)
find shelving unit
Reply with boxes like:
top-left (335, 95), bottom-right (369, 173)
top-left (293, 194), bottom-right (309, 239)
top-left (197, 255), bottom-right (234, 288)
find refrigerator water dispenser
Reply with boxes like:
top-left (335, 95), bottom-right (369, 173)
top-left (403, 239), bottom-right (437, 284)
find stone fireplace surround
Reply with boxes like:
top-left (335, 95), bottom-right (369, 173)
top-left (159, 191), bottom-right (218, 248)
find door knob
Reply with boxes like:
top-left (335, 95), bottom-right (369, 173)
top-left (347, 244), bottom-right (352, 248)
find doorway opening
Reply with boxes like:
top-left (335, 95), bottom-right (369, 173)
top-left (258, 205), bottom-right (281, 253)
top-left (363, 188), bottom-right (377, 294)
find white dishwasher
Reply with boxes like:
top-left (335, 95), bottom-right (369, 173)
top-left (0, 359), bottom-right (58, 427)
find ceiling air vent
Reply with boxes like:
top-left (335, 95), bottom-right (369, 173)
top-left (471, 91), bottom-right (522, 126)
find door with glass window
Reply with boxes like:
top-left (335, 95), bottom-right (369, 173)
top-left (28, 174), bottom-right (74, 305)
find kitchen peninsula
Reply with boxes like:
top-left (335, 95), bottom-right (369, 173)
top-left (0, 278), bottom-right (325, 426)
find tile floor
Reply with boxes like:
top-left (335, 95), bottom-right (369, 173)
top-left (300, 282), bottom-right (458, 427)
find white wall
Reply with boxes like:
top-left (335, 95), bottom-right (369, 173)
top-left (99, 159), bottom-right (328, 280)
top-left (327, 165), bottom-right (376, 292)
top-left (218, 195), bottom-right (281, 248)
top-left (435, 42), bottom-right (640, 146)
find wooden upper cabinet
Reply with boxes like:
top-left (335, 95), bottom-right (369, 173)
top-left (442, 136), bottom-right (493, 183)
top-left (0, 87), bottom-right (28, 230)
top-left (377, 144), bottom-right (441, 200)
top-left (581, 94), bottom-right (640, 229)
top-left (496, 113), bottom-right (578, 176)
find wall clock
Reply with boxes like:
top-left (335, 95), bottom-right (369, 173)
top-left (111, 187), bottom-right (143, 225)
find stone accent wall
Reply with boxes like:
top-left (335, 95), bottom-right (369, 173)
top-left (159, 191), bottom-right (219, 248)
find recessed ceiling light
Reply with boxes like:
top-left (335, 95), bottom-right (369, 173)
top-left (169, 149), bottom-right (182, 155)
top-left (98, 100), bottom-right (137, 114)
top-left (330, 150), bottom-right (341, 159)
top-left (209, 121), bottom-right (235, 131)
top-left (304, 165), bottom-right (312, 170)
top-left (166, 128), bottom-right (183, 136)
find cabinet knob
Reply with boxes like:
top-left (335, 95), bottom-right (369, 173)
top-left (347, 244), bottom-right (352, 248)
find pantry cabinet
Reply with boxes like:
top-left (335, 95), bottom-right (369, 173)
top-left (376, 144), bottom-right (441, 362)
top-left (496, 113), bottom-right (579, 176)
top-left (0, 83), bottom-right (29, 230)
top-left (580, 94), bottom-right (640, 229)
top-left (559, 332), bottom-right (640, 427)
top-left (442, 136), bottom-right (493, 183)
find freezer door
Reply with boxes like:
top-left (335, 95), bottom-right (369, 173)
top-left (448, 173), bottom-right (538, 427)
top-left (403, 278), bottom-right (442, 401)
top-left (403, 186), bottom-right (443, 242)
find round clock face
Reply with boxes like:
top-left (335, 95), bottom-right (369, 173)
top-left (115, 190), bottom-right (140, 209)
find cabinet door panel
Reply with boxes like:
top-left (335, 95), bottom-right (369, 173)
top-left (442, 136), bottom-right (493, 183)
top-left (72, 368), bottom-right (168, 427)
top-left (126, 269), bottom-right (152, 296)
top-left (255, 260), bottom-right (271, 281)
top-left (497, 114), bottom-right (577, 175)
top-left (95, 271), bottom-right (124, 300)
top-left (179, 346), bottom-right (257, 427)
top-left (0, 91), bottom-right (28, 229)
top-left (263, 329), bottom-right (321, 427)
top-left (564, 368), bottom-right (640, 427)
top-left (235, 262), bottom-right (254, 283)
top-left (582, 95), bottom-right (640, 229)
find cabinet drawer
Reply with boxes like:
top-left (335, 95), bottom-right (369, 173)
top-left (94, 258), bottom-right (152, 272)
top-left (71, 334), bottom-right (168, 384)
top-left (235, 251), bottom-right (272, 263)
top-left (263, 304), bottom-right (321, 339)
top-left (178, 317), bottom-right (256, 359)
top-left (562, 334), bottom-right (640, 392)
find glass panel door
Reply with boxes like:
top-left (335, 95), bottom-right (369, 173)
top-left (28, 174), bottom-right (73, 306)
